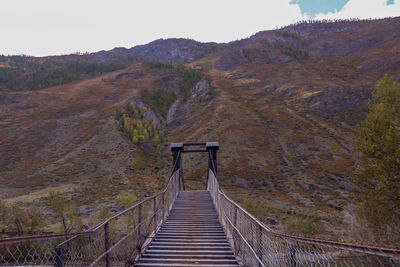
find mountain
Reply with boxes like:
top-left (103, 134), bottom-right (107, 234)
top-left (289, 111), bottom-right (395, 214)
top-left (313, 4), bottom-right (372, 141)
top-left (1, 16), bottom-right (399, 240)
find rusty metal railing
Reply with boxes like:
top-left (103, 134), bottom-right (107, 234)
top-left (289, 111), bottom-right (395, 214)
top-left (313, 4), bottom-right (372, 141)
top-left (207, 151), bottom-right (400, 267)
top-left (0, 150), bottom-right (182, 266)
top-left (0, 232), bottom-right (93, 266)
top-left (54, 150), bottom-right (182, 266)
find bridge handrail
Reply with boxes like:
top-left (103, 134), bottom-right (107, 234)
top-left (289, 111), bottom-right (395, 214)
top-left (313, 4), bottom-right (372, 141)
top-left (0, 231), bottom-right (94, 245)
top-left (219, 185), bottom-right (400, 257)
top-left (0, 148), bottom-right (181, 266)
top-left (53, 150), bottom-right (182, 266)
top-left (57, 150), bottom-right (182, 248)
top-left (88, 172), bottom-right (179, 266)
top-left (207, 151), bottom-right (400, 266)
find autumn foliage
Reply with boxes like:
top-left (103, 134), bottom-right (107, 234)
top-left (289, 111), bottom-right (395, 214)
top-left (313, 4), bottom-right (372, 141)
top-left (355, 75), bottom-right (400, 243)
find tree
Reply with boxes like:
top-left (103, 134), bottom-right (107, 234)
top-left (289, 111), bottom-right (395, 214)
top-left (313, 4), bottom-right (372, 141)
top-left (0, 200), bottom-right (46, 235)
top-left (115, 108), bottom-right (122, 120)
top-left (127, 102), bottom-right (136, 116)
top-left (355, 74), bottom-right (400, 240)
top-left (46, 191), bottom-right (68, 231)
top-left (6, 204), bottom-right (29, 235)
top-left (46, 191), bottom-right (82, 233)
top-left (117, 192), bottom-right (138, 229)
top-left (26, 206), bottom-right (47, 234)
top-left (152, 134), bottom-right (161, 150)
top-left (117, 102), bottom-right (165, 150)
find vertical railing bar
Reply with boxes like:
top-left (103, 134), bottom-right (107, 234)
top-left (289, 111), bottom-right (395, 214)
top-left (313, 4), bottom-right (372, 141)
top-left (153, 197), bottom-right (156, 231)
top-left (104, 223), bottom-right (110, 267)
top-left (234, 206), bottom-right (238, 226)
top-left (162, 192), bottom-right (165, 223)
top-left (55, 245), bottom-right (64, 267)
top-left (138, 203), bottom-right (142, 246)
top-left (233, 205), bottom-right (239, 257)
top-left (258, 224), bottom-right (263, 267)
top-left (289, 243), bottom-right (296, 267)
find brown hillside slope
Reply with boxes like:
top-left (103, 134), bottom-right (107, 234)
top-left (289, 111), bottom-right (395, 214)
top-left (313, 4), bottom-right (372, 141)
top-left (1, 17), bottom-right (400, 240)
top-left (0, 64), bottom-right (184, 206)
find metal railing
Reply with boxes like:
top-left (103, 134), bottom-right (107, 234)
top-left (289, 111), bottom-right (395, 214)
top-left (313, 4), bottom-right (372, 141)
top-left (0, 232), bottom-right (93, 266)
top-left (55, 169), bottom-right (181, 266)
top-left (207, 152), bottom-right (400, 267)
top-left (0, 151), bottom-right (182, 266)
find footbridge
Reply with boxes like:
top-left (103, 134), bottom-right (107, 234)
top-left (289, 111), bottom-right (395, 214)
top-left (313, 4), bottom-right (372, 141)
top-left (1, 142), bottom-right (400, 266)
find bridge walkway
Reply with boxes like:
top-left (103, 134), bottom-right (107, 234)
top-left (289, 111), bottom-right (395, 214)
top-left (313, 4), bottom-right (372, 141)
top-left (136, 190), bottom-right (239, 267)
top-left (2, 142), bottom-right (400, 266)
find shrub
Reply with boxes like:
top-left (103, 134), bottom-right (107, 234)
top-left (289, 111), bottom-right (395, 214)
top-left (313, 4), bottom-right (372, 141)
top-left (178, 67), bottom-right (203, 100)
top-left (118, 192), bottom-right (138, 208)
top-left (240, 198), bottom-right (266, 221)
top-left (140, 87), bottom-right (176, 118)
top-left (144, 62), bottom-right (174, 69)
top-left (117, 102), bottom-right (165, 150)
top-left (285, 216), bottom-right (316, 236)
top-left (0, 56), bottom-right (128, 91)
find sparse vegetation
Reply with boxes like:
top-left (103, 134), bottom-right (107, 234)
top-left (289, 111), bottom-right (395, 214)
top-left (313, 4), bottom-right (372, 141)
top-left (117, 192), bottom-right (138, 208)
top-left (240, 198), bottom-right (266, 221)
top-left (143, 61), bottom-right (203, 100)
top-left (45, 191), bottom-right (82, 233)
top-left (274, 43), bottom-right (309, 60)
top-left (144, 62), bottom-right (174, 69)
top-left (285, 216), bottom-right (317, 236)
top-left (141, 86), bottom-right (176, 118)
top-left (0, 199), bottom-right (46, 235)
top-left (0, 55), bottom-right (128, 91)
top-left (178, 67), bottom-right (203, 100)
top-left (116, 102), bottom-right (164, 150)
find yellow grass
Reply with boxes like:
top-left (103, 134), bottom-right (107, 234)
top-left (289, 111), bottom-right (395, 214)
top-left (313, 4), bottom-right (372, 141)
top-left (5, 184), bottom-right (79, 203)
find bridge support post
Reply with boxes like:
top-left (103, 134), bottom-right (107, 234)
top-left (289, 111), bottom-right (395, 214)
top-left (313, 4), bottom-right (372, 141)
top-left (206, 142), bottom-right (219, 175)
top-left (55, 246), bottom-right (64, 267)
top-left (171, 143), bottom-right (183, 190)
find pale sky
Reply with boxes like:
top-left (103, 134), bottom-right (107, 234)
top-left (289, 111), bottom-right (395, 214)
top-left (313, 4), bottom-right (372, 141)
top-left (0, 0), bottom-right (399, 56)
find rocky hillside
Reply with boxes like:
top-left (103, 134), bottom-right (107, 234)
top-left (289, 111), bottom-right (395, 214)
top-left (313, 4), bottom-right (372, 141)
top-left (1, 17), bottom-right (399, 239)
top-left (125, 17), bottom-right (400, 126)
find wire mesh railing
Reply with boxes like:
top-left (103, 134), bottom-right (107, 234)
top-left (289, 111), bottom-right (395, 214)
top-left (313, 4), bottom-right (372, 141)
top-left (55, 169), bottom-right (181, 266)
top-left (0, 151), bottom-right (182, 266)
top-left (207, 167), bottom-right (400, 267)
top-left (0, 232), bottom-right (92, 266)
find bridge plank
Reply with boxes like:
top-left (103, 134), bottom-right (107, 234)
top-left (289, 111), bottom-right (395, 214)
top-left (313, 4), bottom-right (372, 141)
top-left (136, 190), bottom-right (239, 266)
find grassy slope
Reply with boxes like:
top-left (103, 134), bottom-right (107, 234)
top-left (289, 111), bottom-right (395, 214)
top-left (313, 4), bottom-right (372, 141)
top-left (166, 60), bottom-right (355, 238)
top-left (0, 64), bottom-right (185, 230)
top-left (170, 19), bottom-right (399, 239)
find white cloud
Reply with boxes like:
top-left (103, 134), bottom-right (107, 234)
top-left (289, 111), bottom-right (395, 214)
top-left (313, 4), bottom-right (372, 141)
top-left (314, 0), bottom-right (400, 20)
top-left (3, 0), bottom-right (398, 56)
top-left (0, 0), bottom-right (307, 56)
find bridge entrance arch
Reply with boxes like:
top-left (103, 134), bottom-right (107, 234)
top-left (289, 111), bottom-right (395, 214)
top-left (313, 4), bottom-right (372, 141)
top-left (170, 142), bottom-right (219, 190)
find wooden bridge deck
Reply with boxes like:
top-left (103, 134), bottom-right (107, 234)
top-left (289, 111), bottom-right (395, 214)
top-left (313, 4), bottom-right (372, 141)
top-left (136, 190), bottom-right (239, 267)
